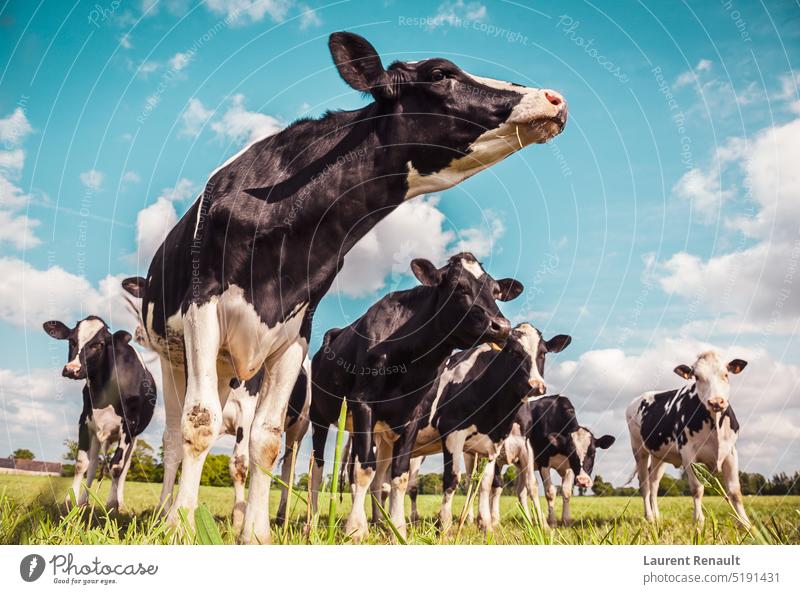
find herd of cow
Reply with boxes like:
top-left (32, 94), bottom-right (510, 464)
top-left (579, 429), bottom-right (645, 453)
top-left (38, 32), bottom-right (751, 544)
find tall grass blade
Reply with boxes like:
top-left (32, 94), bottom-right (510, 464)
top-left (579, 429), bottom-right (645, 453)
top-left (195, 505), bottom-right (223, 545)
top-left (327, 398), bottom-right (347, 544)
top-left (371, 494), bottom-right (406, 544)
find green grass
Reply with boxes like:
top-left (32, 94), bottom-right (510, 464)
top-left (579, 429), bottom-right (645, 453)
top-left (1, 474), bottom-right (798, 544)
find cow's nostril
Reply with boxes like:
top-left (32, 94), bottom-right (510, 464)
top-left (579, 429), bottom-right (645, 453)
top-left (545, 92), bottom-right (562, 106)
top-left (490, 318), bottom-right (511, 339)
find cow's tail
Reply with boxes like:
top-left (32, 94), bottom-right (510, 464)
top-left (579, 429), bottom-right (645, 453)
top-left (120, 276), bottom-right (152, 351)
top-left (621, 468), bottom-right (638, 487)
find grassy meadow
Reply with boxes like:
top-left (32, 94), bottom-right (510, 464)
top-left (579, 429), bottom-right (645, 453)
top-left (1, 474), bottom-right (798, 545)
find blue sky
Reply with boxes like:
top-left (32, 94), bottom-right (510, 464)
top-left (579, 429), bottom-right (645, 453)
top-left (1, 0), bottom-right (798, 482)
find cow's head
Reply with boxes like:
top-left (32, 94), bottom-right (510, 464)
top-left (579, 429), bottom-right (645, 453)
top-left (504, 323), bottom-right (571, 397)
top-left (329, 32), bottom-right (568, 197)
top-left (548, 428), bottom-right (615, 489)
top-left (42, 316), bottom-right (115, 380)
top-left (674, 351), bottom-right (748, 413)
top-left (410, 252), bottom-right (522, 347)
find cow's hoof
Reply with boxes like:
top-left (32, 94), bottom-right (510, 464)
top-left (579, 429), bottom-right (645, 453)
top-left (345, 517), bottom-right (369, 543)
top-left (477, 517), bottom-right (493, 532)
top-left (547, 517), bottom-right (557, 528)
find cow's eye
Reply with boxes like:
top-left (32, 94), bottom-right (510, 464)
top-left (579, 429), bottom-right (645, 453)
top-left (431, 69), bottom-right (446, 82)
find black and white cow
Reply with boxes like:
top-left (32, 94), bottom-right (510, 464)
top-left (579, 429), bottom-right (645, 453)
top-left (626, 351), bottom-right (749, 526)
top-left (404, 324), bottom-right (571, 531)
top-left (124, 31), bottom-right (566, 543)
top-left (479, 395), bottom-right (614, 527)
top-left (307, 253), bottom-right (524, 541)
top-left (43, 316), bottom-right (156, 510)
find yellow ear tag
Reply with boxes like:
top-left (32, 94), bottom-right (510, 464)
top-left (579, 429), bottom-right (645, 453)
top-left (489, 342), bottom-right (502, 352)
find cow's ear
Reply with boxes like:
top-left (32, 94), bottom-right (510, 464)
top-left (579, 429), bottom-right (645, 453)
top-left (113, 330), bottom-right (132, 345)
top-left (43, 320), bottom-right (70, 340)
top-left (545, 334), bottom-right (572, 353)
top-left (727, 359), bottom-right (748, 374)
top-left (410, 258), bottom-right (442, 286)
top-left (329, 32), bottom-right (390, 98)
top-left (674, 364), bottom-right (693, 380)
top-left (121, 276), bottom-right (147, 298)
top-left (595, 435), bottom-right (615, 450)
top-left (494, 278), bottom-right (524, 301)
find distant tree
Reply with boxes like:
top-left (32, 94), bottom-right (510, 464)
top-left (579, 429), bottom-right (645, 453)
top-left (295, 473), bottom-right (310, 491)
top-left (11, 448), bottom-right (34, 460)
top-left (127, 440), bottom-right (160, 483)
top-left (501, 466), bottom-right (518, 495)
top-left (62, 439), bottom-right (78, 461)
top-left (200, 454), bottom-right (233, 487)
top-left (417, 473), bottom-right (443, 495)
top-left (591, 475), bottom-right (614, 496)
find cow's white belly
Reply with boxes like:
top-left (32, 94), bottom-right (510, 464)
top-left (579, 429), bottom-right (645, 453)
top-left (464, 431), bottom-right (499, 458)
top-left (681, 417), bottom-right (737, 472)
top-left (89, 405), bottom-right (123, 443)
top-left (649, 440), bottom-right (682, 468)
top-left (150, 285), bottom-right (308, 380)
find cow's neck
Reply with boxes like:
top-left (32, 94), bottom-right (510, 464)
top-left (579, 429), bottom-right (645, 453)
top-left (84, 347), bottom-right (117, 407)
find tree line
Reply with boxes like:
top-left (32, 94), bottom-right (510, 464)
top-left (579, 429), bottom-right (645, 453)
top-left (46, 443), bottom-right (800, 496)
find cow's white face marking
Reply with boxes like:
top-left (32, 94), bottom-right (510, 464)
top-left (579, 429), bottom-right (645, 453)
top-left (461, 258), bottom-right (484, 279)
top-left (690, 352), bottom-right (731, 411)
top-left (571, 428), bottom-right (593, 487)
top-left (66, 318), bottom-right (105, 371)
top-left (514, 323), bottom-right (546, 387)
top-left (404, 73), bottom-right (565, 199)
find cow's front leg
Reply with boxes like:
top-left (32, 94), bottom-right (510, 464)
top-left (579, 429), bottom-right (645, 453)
top-left (463, 452), bottom-right (476, 524)
top-left (540, 468), bottom-right (557, 527)
top-left (682, 454), bottom-right (706, 526)
top-left (240, 341), bottom-right (306, 544)
top-left (229, 396), bottom-right (255, 533)
top-left (561, 469), bottom-right (574, 526)
top-left (388, 423), bottom-right (421, 540)
top-left (158, 358), bottom-right (185, 514)
top-left (275, 415), bottom-right (308, 526)
top-left (439, 430), bottom-right (467, 532)
top-left (490, 461), bottom-right (503, 527)
top-left (344, 401), bottom-right (375, 543)
top-left (408, 456), bottom-right (423, 524)
top-left (371, 432), bottom-right (393, 524)
top-left (521, 442), bottom-right (545, 527)
top-left (648, 459), bottom-right (667, 522)
top-left (108, 435), bottom-right (136, 511)
top-left (168, 302), bottom-right (224, 528)
top-left (69, 428), bottom-right (99, 508)
top-left (722, 449), bottom-right (750, 527)
top-left (477, 457), bottom-right (497, 532)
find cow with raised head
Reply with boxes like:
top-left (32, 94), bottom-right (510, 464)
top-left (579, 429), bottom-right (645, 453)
top-left (403, 324), bottom-right (571, 532)
top-left (124, 30), bottom-right (566, 543)
top-left (626, 351), bottom-right (749, 526)
top-left (307, 253), bottom-right (524, 541)
top-left (43, 316), bottom-right (156, 511)
top-left (481, 395), bottom-right (614, 527)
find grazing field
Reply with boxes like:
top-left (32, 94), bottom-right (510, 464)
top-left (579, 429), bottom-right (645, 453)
top-left (1, 475), bottom-right (797, 545)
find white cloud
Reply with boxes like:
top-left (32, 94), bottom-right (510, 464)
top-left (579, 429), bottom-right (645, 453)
top-left (298, 4), bottom-right (321, 29)
top-left (211, 94), bottom-right (283, 145)
top-left (168, 51), bottom-right (192, 72)
top-left (137, 60), bottom-right (159, 78)
top-left (134, 178), bottom-right (195, 266)
top-left (79, 169), bottom-right (104, 191)
top-left (672, 166), bottom-right (731, 222)
top-left (547, 338), bottom-right (800, 478)
top-left (205, 0), bottom-right (292, 25)
top-left (122, 170), bottom-right (141, 184)
top-left (0, 108), bottom-right (40, 249)
top-left (335, 196), bottom-right (505, 298)
top-left (660, 117), bottom-right (800, 330)
top-left (181, 98), bottom-right (214, 137)
top-left (0, 107), bottom-right (33, 146)
top-left (0, 257), bottom-right (136, 330)
top-left (119, 33), bottom-right (133, 49)
top-left (0, 210), bottom-right (40, 250)
top-left (428, 0), bottom-right (487, 28)
top-left (776, 71), bottom-right (800, 115)
top-left (674, 58), bottom-right (713, 89)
